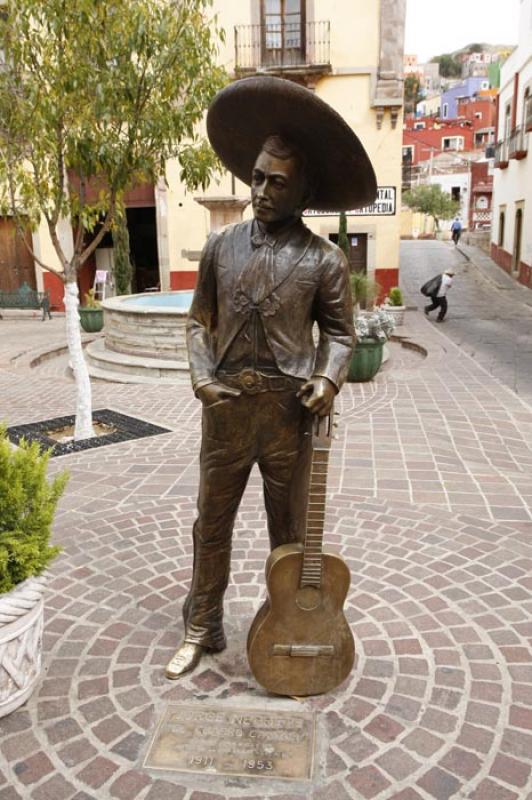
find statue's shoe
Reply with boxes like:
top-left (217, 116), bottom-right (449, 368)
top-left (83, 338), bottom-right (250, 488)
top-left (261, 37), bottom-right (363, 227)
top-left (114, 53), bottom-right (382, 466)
top-left (165, 642), bottom-right (204, 679)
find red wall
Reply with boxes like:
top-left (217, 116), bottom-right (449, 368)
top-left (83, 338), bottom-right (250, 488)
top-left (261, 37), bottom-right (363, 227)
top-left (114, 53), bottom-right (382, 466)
top-left (375, 268), bottom-right (400, 304)
top-left (42, 272), bottom-right (65, 311)
top-left (491, 244), bottom-right (532, 289)
top-left (170, 271), bottom-right (197, 290)
top-left (457, 99), bottom-right (496, 130)
top-left (403, 125), bottom-right (475, 165)
top-left (519, 262), bottom-right (532, 289)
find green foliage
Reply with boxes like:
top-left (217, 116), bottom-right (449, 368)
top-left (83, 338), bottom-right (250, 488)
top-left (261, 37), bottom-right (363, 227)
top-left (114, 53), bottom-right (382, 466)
top-left (403, 184), bottom-right (460, 231)
top-left (83, 288), bottom-right (100, 308)
top-left (350, 271), bottom-right (380, 311)
top-left (0, 427), bottom-right (68, 594)
top-left (404, 75), bottom-right (422, 115)
top-left (431, 53), bottom-right (462, 78)
top-left (0, 0), bottom-right (227, 278)
top-left (112, 208), bottom-right (132, 295)
top-left (338, 211), bottom-right (349, 259)
top-left (387, 287), bottom-right (404, 306)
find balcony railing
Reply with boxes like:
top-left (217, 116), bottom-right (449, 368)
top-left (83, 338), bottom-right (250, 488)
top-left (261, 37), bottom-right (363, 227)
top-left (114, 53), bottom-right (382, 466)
top-left (509, 126), bottom-right (528, 160)
top-left (526, 95), bottom-right (532, 133)
top-left (494, 139), bottom-right (509, 169)
top-left (234, 21), bottom-right (331, 74)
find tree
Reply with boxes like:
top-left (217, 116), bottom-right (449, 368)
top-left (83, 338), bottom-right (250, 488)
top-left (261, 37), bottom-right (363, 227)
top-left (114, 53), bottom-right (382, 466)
top-left (403, 184), bottom-right (460, 232)
top-left (338, 211), bottom-right (349, 260)
top-left (431, 54), bottom-right (462, 79)
top-left (404, 75), bottom-right (422, 115)
top-left (112, 209), bottom-right (132, 296)
top-left (0, 0), bottom-right (225, 439)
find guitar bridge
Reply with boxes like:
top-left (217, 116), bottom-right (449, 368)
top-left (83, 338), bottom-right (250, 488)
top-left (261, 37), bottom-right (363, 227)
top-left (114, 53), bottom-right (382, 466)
top-left (272, 644), bottom-right (335, 657)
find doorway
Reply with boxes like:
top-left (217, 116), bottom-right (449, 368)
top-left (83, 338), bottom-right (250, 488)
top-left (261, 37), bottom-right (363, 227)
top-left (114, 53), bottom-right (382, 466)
top-left (0, 218), bottom-right (36, 291)
top-left (127, 207), bottom-right (159, 292)
top-left (513, 207), bottom-right (523, 274)
top-left (329, 232), bottom-right (368, 273)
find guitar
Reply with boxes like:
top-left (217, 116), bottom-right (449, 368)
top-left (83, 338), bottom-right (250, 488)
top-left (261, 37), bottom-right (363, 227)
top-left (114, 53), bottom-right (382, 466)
top-left (247, 412), bottom-right (354, 696)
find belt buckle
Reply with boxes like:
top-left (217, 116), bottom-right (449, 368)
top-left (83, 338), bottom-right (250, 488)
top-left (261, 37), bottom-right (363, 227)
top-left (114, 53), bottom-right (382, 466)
top-left (238, 368), bottom-right (263, 394)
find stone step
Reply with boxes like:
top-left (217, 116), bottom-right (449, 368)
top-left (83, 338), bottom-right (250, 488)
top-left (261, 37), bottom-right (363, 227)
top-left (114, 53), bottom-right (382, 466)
top-left (85, 364), bottom-right (189, 384)
top-left (85, 338), bottom-right (189, 383)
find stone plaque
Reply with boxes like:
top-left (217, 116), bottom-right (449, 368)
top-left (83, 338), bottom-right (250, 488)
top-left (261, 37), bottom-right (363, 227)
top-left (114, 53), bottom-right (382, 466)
top-left (144, 703), bottom-right (315, 780)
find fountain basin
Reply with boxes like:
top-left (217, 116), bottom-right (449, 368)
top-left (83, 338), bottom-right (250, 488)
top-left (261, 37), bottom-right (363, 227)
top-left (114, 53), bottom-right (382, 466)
top-left (102, 291), bottom-right (193, 361)
top-left (85, 291), bottom-right (194, 384)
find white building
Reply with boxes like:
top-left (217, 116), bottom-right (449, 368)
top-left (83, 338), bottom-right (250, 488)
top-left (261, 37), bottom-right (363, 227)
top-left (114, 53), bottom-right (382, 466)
top-left (491, 0), bottom-right (532, 287)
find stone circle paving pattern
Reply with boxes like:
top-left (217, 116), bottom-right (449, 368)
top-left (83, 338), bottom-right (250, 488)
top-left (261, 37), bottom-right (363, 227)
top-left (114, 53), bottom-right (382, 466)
top-left (1, 241), bottom-right (532, 800)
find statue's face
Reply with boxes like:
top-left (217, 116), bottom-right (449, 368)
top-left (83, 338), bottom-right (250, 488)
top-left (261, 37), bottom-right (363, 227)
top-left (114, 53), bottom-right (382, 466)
top-left (251, 149), bottom-right (307, 226)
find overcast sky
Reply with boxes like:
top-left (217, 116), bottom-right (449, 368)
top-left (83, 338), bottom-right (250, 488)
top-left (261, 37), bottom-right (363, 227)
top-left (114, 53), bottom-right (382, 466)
top-left (405, 0), bottom-right (520, 62)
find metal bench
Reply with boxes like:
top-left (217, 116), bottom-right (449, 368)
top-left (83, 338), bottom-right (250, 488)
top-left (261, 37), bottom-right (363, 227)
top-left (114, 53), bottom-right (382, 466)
top-left (0, 282), bottom-right (46, 309)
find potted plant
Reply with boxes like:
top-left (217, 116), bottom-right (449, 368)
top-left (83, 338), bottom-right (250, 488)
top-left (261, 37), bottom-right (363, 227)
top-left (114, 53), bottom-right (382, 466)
top-left (0, 428), bottom-right (68, 717)
top-left (78, 289), bottom-right (104, 333)
top-left (348, 308), bottom-right (396, 382)
top-left (383, 286), bottom-right (406, 326)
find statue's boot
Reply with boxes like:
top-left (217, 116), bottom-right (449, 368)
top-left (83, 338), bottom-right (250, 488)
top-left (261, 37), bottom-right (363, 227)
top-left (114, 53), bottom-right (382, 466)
top-left (165, 641), bottom-right (205, 679)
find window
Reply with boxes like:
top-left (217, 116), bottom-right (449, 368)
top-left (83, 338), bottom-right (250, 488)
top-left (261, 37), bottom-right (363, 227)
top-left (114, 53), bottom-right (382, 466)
top-left (262, 0), bottom-right (303, 51)
top-left (481, 81), bottom-right (489, 90)
top-left (504, 103), bottom-right (512, 138)
top-left (523, 87), bottom-right (530, 128)
top-left (498, 210), bottom-right (505, 247)
top-left (476, 196), bottom-right (488, 209)
top-left (402, 145), bottom-right (415, 161)
top-left (414, 121), bottom-right (426, 130)
top-left (442, 103), bottom-right (449, 118)
top-left (451, 187), bottom-right (461, 202)
top-left (442, 136), bottom-right (464, 151)
top-left (475, 111), bottom-right (483, 120)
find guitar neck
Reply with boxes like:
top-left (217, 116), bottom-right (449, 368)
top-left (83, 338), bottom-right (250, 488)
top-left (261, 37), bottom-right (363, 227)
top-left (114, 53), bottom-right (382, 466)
top-left (301, 446), bottom-right (330, 588)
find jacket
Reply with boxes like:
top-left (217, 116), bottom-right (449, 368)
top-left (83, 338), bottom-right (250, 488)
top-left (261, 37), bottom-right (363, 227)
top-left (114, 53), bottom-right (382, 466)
top-left (186, 219), bottom-right (354, 393)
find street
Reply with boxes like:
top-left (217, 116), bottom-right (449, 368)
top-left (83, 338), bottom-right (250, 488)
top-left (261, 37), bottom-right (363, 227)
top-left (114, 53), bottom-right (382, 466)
top-left (400, 239), bottom-right (532, 401)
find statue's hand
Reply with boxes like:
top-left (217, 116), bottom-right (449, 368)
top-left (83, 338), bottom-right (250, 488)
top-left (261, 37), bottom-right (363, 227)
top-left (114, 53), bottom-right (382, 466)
top-left (197, 382), bottom-right (241, 408)
top-left (297, 376), bottom-right (336, 417)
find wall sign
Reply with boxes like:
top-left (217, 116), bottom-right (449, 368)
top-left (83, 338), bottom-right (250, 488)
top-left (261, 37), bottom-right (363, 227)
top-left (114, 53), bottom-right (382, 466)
top-left (304, 187), bottom-right (396, 217)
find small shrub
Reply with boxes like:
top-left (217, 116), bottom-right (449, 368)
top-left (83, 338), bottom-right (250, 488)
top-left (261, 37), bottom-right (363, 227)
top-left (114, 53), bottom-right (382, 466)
top-left (350, 271), bottom-right (381, 310)
top-left (387, 287), bottom-right (404, 306)
top-left (0, 427), bottom-right (68, 594)
top-left (83, 289), bottom-right (100, 308)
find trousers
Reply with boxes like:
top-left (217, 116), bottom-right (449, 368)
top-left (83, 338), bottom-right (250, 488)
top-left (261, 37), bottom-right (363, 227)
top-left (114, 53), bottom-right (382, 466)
top-left (183, 387), bottom-right (312, 650)
top-left (425, 295), bottom-right (448, 320)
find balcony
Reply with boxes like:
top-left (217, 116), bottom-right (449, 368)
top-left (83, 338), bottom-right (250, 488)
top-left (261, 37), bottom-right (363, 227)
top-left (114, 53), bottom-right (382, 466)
top-left (526, 95), bottom-right (532, 133)
top-left (494, 139), bottom-right (509, 169)
top-left (509, 126), bottom-right (528, 160)
top-left (234, 21), bottom-right (331, 82)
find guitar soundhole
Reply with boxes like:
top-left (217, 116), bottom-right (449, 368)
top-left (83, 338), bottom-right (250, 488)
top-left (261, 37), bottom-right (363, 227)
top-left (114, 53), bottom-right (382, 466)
top-left (296, 586), bottom-right (321, 611)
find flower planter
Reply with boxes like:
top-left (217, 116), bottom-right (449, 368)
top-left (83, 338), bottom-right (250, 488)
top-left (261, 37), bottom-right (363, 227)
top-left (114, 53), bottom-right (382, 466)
top-left (0, 575), bottom-right (47, 718)
top-left (78, 307), bottom-right (103, 332)
top-left (347, 338), bottom-right (384, 382)
top-left (385, 305), bottom-right (406, 326)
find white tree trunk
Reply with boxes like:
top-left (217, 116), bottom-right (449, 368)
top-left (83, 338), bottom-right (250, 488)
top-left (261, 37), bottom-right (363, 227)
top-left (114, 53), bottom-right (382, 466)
top-left (64, 281), bottom-right (95, 440)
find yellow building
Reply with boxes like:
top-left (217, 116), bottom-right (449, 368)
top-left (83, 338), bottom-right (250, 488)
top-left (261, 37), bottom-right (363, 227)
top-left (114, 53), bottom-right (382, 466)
top-left (29, 0), bottom-right (406, 306)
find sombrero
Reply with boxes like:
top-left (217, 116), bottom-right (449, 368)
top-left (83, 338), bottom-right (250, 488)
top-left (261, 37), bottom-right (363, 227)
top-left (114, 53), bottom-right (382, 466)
top-left (207, 76), bottom-right (377, 213)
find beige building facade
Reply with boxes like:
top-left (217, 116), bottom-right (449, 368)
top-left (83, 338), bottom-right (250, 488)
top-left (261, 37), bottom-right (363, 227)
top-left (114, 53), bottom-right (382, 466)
top-left (33, 0), bottom-right (406, 307)
top-left (490, 0), bottom-right (532, 288)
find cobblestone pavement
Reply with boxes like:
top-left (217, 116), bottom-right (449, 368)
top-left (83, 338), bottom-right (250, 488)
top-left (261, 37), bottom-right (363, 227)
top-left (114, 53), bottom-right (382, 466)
top-left (1, 269), bottom-right (532, 800)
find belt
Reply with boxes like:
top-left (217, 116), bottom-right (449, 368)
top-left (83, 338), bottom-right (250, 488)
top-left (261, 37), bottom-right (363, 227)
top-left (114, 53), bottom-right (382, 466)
top-left (216, 368), bottom-right (303, 395)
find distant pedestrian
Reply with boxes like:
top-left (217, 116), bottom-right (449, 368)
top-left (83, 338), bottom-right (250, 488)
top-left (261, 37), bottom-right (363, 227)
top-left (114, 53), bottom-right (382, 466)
top-left (40, 292), bottom-right (52, 321)
top-left (451, 218), bottom-right (462, 245)
top-left (421, 269), bottom-right (454, 322)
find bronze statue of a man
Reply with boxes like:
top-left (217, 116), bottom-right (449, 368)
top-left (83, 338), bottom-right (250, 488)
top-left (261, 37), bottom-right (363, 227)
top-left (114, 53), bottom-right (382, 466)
top-left (166, 77), bottom-right (376, 679)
